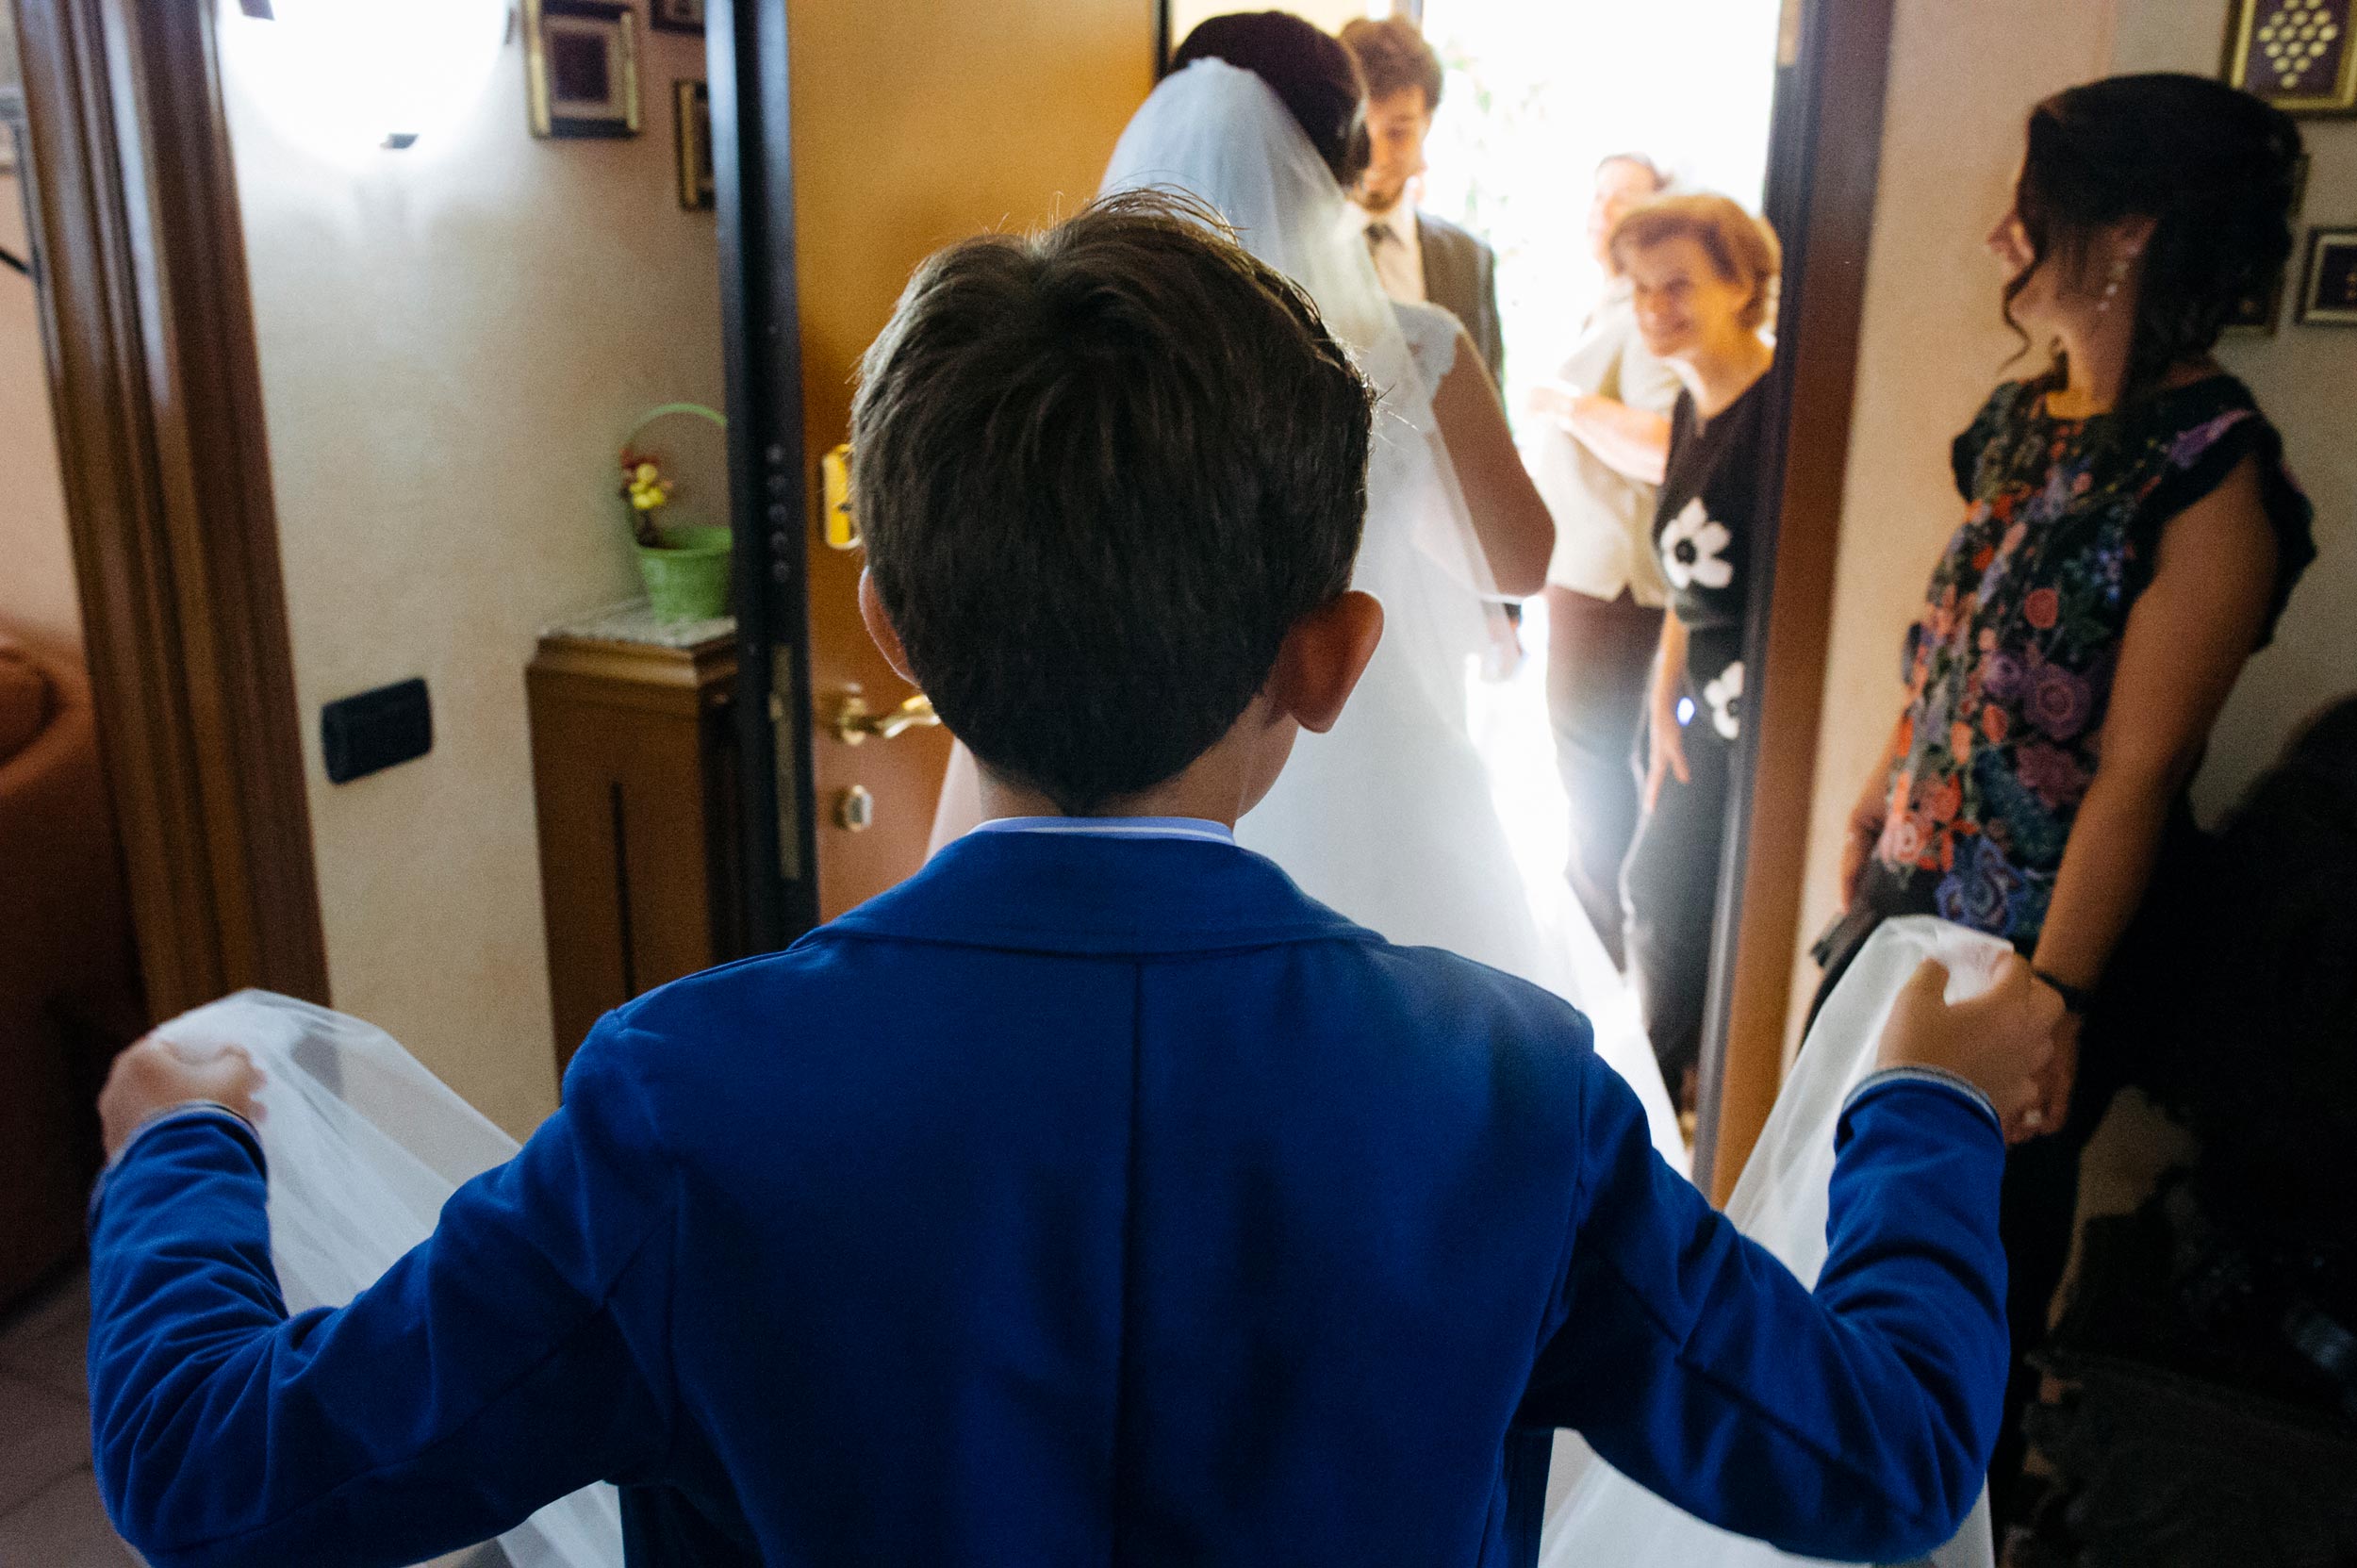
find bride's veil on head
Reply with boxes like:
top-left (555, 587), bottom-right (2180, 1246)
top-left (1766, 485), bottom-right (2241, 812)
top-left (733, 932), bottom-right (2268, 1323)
top-left (1099, 58), bottom-right (1500, 721)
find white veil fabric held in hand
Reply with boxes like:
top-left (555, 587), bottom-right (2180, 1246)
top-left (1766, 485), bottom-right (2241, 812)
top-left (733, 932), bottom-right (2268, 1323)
top-left (156, 992), bottom-right (626, 1568)
top-left (1096, 62), bottom-right (1683, 1166)
top-left (1539, 916), bottom-right (2011, 1568)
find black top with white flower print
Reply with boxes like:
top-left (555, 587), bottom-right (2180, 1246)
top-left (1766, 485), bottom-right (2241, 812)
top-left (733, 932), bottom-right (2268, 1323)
top-left (1653, 379), bottom-right (1769, 742)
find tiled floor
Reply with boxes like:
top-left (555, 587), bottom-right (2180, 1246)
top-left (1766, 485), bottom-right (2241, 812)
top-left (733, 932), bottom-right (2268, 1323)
top-left (0, 1267), bottom-right (511, 1568)
top-left (0, 1265), bottom-right (142, 1566)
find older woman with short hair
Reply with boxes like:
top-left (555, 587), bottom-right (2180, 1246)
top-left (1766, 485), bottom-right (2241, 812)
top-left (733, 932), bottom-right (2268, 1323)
top-left (1609, 192), bottom-right (1781, 1121)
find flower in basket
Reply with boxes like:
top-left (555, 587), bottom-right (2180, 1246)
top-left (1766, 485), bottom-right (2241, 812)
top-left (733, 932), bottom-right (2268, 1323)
top-left (620, 450), bottom-right (673, 548)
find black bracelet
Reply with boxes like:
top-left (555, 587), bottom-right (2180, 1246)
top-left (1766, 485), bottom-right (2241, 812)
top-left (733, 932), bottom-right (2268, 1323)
top-left (2033, 968), bottom-right (2094, 1016)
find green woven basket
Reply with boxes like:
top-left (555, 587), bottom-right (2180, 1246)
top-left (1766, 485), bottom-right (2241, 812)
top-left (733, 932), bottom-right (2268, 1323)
top-left (635, 524), bottom-right (733, 622)
top-left (624, 402), bottom-right (731, 623)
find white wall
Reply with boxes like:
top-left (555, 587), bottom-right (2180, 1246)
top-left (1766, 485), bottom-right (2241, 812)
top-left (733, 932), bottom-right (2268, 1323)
top-left (219, 16), bottom-right (723, 1136)
top-left (0, 166), bottom-right (83, 661)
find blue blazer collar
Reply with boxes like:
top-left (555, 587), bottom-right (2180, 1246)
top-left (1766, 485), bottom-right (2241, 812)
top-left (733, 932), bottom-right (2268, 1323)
top-left (824, 830), bottom-right (1378, 957)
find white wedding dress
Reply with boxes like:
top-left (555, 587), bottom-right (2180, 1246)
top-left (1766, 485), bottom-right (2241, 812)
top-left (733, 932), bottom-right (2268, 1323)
top-left (1091, 59), bottom-right (1687, 1165)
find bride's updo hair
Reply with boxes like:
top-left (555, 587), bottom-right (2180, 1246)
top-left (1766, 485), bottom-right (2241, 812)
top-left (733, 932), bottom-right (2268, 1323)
top-left (1169, 11), bottom-right (1371, 189)
top-left (2007, 73), bottom-right (2302, 402)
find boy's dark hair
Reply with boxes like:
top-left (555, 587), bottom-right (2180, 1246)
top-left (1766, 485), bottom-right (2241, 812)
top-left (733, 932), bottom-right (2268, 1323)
top-left (1338, 16), bottom-right (1443, 113)
top-left (1170, 12), bottom-right (1371, 187)
top-left (852, 192), bottom-right (1374, 816)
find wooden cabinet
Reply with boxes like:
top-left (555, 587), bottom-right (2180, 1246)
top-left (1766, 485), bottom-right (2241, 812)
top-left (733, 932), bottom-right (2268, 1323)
top-left (526, 607), bottom-right (745, 1074)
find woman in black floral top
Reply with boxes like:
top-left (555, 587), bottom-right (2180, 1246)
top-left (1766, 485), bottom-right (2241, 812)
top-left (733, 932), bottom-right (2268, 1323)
top-left (1815, 74), bottom-right (2316, 1527)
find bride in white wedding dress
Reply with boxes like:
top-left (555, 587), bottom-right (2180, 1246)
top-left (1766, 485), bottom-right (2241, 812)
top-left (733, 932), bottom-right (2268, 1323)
top-left (931, 53), bottom-right (1688, 1167)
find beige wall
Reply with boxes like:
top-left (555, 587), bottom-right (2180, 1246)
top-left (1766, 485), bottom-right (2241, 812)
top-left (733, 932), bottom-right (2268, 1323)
top-left (2114, 5), bottom-right (2357, 817)
top-left (1788, 0), bottom-right (2357, 1053)
top-left (1783, 0), bottom-right (2118, 1051)
top-left (220, 23), bottom-right (723, 1136)
top-left (1, 167), bottom-right (82, 661)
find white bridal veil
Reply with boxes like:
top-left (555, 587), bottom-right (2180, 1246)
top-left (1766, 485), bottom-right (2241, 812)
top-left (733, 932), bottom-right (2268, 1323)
top-left (157, 993), bottom-right (627, 1568)
top-left (150, 932), bottom-right (1998, 1568)
top-left (1100, 58), bottom-right (1502, 725)
top-left (1539, 916), bottom-right (2006, 1568)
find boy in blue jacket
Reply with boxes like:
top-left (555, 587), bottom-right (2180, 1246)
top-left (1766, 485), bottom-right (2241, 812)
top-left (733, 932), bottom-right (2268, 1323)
top-left (89, 192), bottom-right (2054, 1568)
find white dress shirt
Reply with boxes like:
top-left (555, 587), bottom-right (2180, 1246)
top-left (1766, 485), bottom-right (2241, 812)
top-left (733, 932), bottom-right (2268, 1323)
top-left (1348, 200), bottom-right (1426, 305)
top-left (1531, 282), bottom-right (1685, 605)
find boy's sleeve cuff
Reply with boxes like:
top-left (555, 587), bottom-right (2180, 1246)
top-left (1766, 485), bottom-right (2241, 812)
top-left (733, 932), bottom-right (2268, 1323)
top-left (107, 1101), bottom-right (264, 1171)
top-left (1841, 1065), bottom-right (2003, 1139)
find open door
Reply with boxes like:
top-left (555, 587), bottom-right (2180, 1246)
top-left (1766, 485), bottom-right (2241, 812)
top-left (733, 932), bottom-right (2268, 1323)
top-left (714, 0), bottom-right (1160, 949)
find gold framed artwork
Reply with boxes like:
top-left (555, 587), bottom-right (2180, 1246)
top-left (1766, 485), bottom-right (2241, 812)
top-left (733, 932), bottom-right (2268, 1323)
top-left (524, 0), bottom-right (642, 140)
top-left (675, 81), bottom-right (714, 210)
top-left (2223, 0), bottom-right (2357, 116)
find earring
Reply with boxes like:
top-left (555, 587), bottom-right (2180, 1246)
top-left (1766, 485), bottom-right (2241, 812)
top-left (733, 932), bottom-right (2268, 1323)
top-left (2097, 248), bottom-right (2140, 314)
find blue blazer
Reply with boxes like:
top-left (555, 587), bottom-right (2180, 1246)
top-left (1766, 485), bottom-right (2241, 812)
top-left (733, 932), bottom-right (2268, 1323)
top-left (88, 830), bottom-right (2009, 1568)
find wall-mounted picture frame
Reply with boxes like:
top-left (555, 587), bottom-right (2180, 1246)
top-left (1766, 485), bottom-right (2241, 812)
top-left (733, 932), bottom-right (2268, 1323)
top-left (2296, 224), bottom-right (2357, 324)
top-left (675, 80), bottom-right (714, 210)
top-left (651, 0), bottom-right (705, 34)
top-left (2222, 0), bottom-right (2357, 117)
top-left (524, 0), bottom-right (642, 140)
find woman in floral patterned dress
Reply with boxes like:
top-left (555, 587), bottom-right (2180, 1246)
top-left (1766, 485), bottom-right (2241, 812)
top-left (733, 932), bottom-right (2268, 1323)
top-left (1612, 194), bottom-right (1782, 1122)
top-left (1815, 74), bottom-right (2316, 1528)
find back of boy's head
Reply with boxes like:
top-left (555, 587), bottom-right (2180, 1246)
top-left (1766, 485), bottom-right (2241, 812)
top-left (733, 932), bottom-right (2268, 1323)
top-left (853, 191), bottom-right (1374, 816)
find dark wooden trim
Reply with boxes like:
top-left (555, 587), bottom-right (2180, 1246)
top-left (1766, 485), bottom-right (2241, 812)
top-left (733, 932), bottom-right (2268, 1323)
top-left (14, 0), bottom-right (327, 1016)
top-left (711, 0), bottom-right (821, 952)
top-left (1692, 0), bottom-right (1897, 1202)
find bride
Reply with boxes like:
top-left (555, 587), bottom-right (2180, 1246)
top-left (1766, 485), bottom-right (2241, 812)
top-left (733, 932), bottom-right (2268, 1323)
top-left (931, 23), bottom-right (1688, 1164)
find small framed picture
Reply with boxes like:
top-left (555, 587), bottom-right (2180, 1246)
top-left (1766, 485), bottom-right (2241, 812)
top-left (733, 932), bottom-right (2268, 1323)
top-left (651, 0), bottom-right (705, 33)
top-left (2225, 267), bottom-right (2289, 336)
top-left (524, 0), bottom-right (642, 140)
top-left (2222, 0), bottom-right (2357, 117)
top-left (675, 81), bottom-right (715, 210)
top-left (2296, 225), bottom-right (2357, 324)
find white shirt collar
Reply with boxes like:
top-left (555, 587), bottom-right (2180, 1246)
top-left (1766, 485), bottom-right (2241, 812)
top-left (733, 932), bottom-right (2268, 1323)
top-left (970, 817), bottom-right (1236, 846)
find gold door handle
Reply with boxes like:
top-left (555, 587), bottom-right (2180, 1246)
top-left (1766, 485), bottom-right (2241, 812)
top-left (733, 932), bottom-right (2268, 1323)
top-left (831, 686), bottom-right (938, 745)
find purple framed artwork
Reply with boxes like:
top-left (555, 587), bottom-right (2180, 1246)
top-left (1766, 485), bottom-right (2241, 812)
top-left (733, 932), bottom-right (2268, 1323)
top-left (2297, 226), bottom-right (2357, 324)
top-left (2224, 0), bottom-right (2357, 116)
top-left (525, 0), bottom-right (642, 140)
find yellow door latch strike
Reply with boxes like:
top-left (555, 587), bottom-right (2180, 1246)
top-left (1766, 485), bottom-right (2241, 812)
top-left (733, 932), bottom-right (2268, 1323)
top-left (819, 444), bottom-right (859, 551)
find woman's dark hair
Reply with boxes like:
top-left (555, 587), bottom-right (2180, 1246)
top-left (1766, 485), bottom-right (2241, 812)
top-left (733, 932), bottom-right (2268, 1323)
top-left (2006, 73), bottom-right (2303, 402)
top-left (853, 192), bottom-right (1373, 816)
top-left (1170, 11), bottom-right (1371, 188)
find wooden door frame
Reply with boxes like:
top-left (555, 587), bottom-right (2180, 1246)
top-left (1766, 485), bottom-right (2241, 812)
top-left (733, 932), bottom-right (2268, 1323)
top-left (11, 0), bottom-right (327, 1017)
top-left (1692, 0), bottom-right (1899, 1200)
